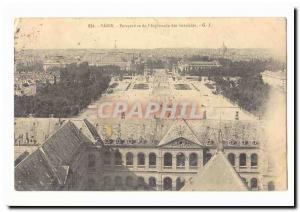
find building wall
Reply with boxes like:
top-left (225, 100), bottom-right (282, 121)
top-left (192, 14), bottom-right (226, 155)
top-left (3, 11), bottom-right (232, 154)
top-left (64, 144), bottom-right (105, 191)
top-left (77, 144), bottom-right (269, 191)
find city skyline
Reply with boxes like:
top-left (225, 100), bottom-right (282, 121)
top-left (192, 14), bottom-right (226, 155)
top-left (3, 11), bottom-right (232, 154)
top-left (14, 18), bottom-right (286, 59)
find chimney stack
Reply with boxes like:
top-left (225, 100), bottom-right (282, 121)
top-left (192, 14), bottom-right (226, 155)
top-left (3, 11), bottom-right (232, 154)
top-left (235, 111), bottom-right (239, 120)
top-left (217, 129), bottom-right (224, 152)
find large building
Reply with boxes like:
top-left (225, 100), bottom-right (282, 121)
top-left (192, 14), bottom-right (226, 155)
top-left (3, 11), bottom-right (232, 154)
top-left (177, 60), bottom-right (221, 72)
top-left (14, 117), bottom-right (277, 191)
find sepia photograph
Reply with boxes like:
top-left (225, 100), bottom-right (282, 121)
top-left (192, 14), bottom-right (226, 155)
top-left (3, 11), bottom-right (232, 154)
top-left (13, 17), bottom-right (288, 193)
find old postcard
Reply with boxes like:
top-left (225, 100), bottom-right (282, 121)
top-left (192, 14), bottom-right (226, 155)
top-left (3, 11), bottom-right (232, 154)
top-left (13, 17), bottom-right (287, 194)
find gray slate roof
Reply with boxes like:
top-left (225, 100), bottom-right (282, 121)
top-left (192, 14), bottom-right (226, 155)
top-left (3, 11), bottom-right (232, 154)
top-left (15, 121), bottom-right (95, 190)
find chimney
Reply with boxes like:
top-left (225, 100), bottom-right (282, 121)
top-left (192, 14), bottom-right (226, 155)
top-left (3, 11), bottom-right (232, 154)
top-left (235, 111), bottom-right (239, 120)
top-left (217, 129), bottom-right (224, 152)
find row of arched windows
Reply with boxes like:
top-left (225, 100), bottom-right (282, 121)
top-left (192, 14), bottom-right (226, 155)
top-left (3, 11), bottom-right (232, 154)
top-left (241, 177), bottom-right (259, 190)
top-left (227, 153), bottom-right (258, 167)
top-left (244, 179), bottom-right (275, 191)
top-left (163, 152), bottom-right (198, 167)
top-left (93, 152), bottom-right (258, 169)
top-left (103, 151), bottom-right (199, 168)
top-left (102, 176), bottom-right (155, 190)
top-left (101, 176), bottom-right (185, 191)
top-left (163, 177), bottom-right (185, 191)
top-left (89, 176), bottom-right (274, 191)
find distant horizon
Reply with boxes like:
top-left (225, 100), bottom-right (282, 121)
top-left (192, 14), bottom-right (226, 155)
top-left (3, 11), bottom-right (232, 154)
top-left (14, 18), bottom-right (286, 61)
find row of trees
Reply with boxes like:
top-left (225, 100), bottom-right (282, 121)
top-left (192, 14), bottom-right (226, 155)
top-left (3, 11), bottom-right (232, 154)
top-left (184, 58), bottom-right (276, 116)
top-left (15, 62), bottom-right (112, 117)
top-left (214, 75), bottom-right (270, 116)
top-left (15, 61), bottom-right (44, 73)
top-left (186, 58), bottom-right (286, 77)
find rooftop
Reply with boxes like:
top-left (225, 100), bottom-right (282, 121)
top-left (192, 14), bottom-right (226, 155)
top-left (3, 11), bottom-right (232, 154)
top-left (15, 118), bottom-right (263, 148)
top-left (181, 151), bottom-right (248, 191)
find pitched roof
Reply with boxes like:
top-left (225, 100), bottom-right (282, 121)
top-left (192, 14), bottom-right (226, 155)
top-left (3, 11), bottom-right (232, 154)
top-left (15, 121), bottom-right (89, 190)
top-left (41, 121), bottom-right (84, 166)
top-left (187, 120), bottom-right (261, 147)
top-left (15, 148), bottom-right (59, 191)
top-left (83, 119), bottom-right (103, 145)
top-left (71, 119), bottom-right (101, 144)
top-left (158, 119), bottom-right (202, 146)
top-left (94, 119), bottom-right (171, 146)
top-left (181, 151), bottom-right (248, 191)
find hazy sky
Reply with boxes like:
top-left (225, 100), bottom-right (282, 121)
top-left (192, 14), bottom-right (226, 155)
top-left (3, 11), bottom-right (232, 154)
top-left (15, 18), bottom-right (286, 57)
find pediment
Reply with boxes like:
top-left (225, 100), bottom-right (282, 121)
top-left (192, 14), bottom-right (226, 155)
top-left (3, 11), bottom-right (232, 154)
top-left (158, 119), bottom-right (203, 147)
top-left (161, 137), bottom-right (202, 149)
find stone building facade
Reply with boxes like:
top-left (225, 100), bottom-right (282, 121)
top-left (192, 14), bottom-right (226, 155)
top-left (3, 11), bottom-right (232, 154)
top-left (14, 118), bottom-right (276, 191)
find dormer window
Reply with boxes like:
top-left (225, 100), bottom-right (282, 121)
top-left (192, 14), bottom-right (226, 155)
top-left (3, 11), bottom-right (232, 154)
top-left (116, 138), bottom-right (122, 145)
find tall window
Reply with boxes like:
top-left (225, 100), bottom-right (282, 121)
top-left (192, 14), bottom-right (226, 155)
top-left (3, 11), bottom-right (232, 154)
top-left (149, 153), bottom-right (156, 167)
top-left (176, 177), bottom-right (185, 191)
top-left (115, 152), bottom-right (122, 166)
top-left (137, 153), bottom-right (145, 166)
top-left (88, 154), bottom-right (96, 168)
top-left (189, 153), bottom-right (198, 167)
top-left (227, 153), bottom-right (235, 166)
top-left (163, 177), bottom-right (172, 191)
top-left (149, 177), bottom-right (156, 189)
top-left (176, 153), bottom-right (185, 167)
top-left (126, 152), bottom-right (133, 166)
top-left (268, 181), bottom-right (275, 191)
top-left (251, 153), bottom-right (258, 167)
top-left (239, 153), bottom-right (247, 167)
top-left (250, 178), bottom-right (258, 190)
top-left (104, 151), bottom-right (110, 165)
top-left (164, 153), bottom-right (172, 167)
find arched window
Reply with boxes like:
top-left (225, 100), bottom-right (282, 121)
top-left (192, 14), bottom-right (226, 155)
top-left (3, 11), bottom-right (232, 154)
top-left (250, 178), bottom-right (258, 190)
top-left (126, 152), bottom-right (133, 166)
top-left (115, 152), bottom-right (122, 166)
top-left (164, 153), bottom-right (172, 167)
top-left (251, 153), bottom-right (258, 167)
top-left (137, 153), bottom-right (145, 166)
top-left (137, 177), bottom-right (145, 189)
top-left (103, 176), bottom-right (111, 190)
top-left (88, 154), bottom-right (96, 168)
top-left (149, 177), bottom-right (156, 189)
top-left (176, 177), bottom-right (185, 191)
top-left (176, 153), bottom-right (185, 167)
top-left (125, 176), bottom-right (133, 188)
top-left (163, 177), bottom-right (172, 191)
top-left (268, 181), bottom-right (275, 191)
top-left (189, 153), bottom-right (198, 167)
top-left (227, 153), bottom-right (235, 166)
top-left (104, 151), bottom-right (111, 165)
top-left (114, 176), bottom-right (122, 189)
top-left (149, 153), bottom-right (156, 167)
top-left (239, 153), bottom-right (247, 167)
